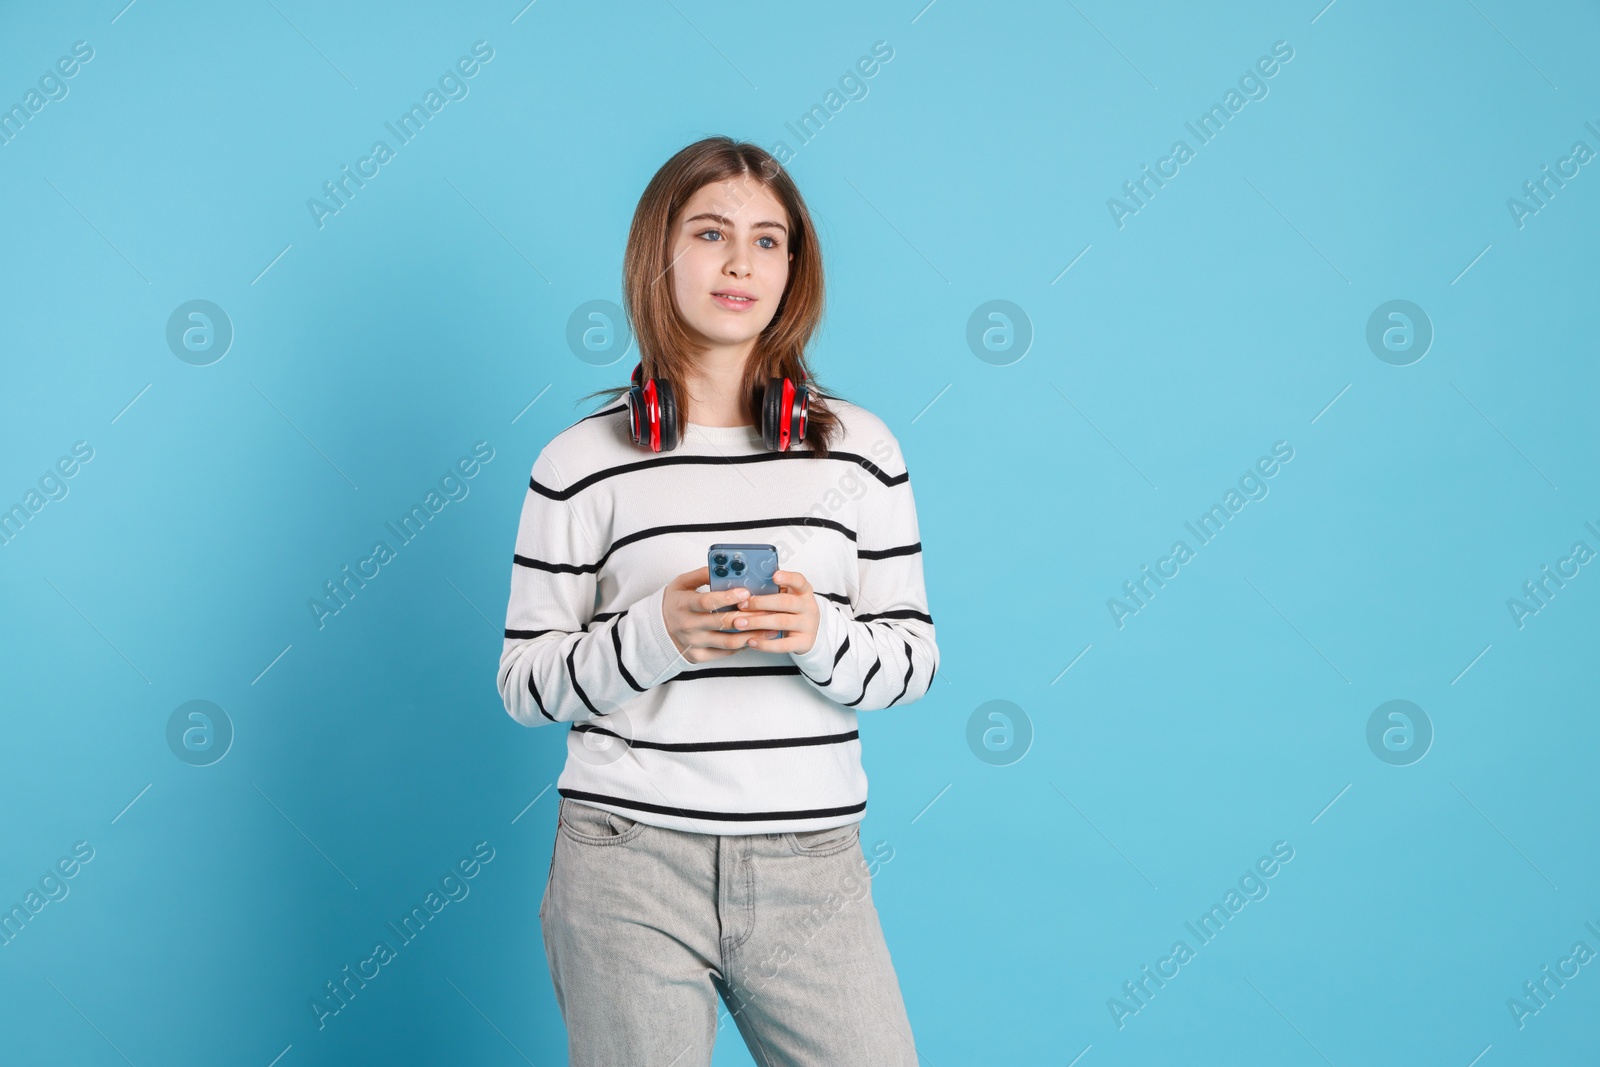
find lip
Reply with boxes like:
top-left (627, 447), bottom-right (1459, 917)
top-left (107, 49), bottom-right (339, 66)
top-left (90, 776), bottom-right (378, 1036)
top-left (711, 290), bottom-right (757, 310)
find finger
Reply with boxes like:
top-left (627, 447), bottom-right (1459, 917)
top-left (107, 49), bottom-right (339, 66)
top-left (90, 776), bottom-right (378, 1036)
top-left (685, 648), bottom-right (740, 664)
top-left (700, 628), bottom-right (761, 649)
top-left (698, 587), bottom-right (752, 615)
top-left (710, 614), bottom-right (771, 637)
top-left (739, 591), bottom-right (801, 613)
top-left (673, 566), bottom-right (711, 590)
top-left (728, 610), bottom-right (796, 630)
top-left (772, 569), bottom-right (812, 593)
top-left (717, 605), bottom-right (790, 625)
top-left (696, 608), bottom-right (760, 633)
top-left (685, 623), bottom-right (751, 647)
top-left (745, 630), bottom-right (797, 651)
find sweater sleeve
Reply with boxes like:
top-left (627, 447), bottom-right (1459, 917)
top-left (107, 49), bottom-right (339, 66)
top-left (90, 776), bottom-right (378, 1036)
top-left (497, 450), bottom-right (689, 727)
top-left (788, 442), bottom-right (939, 710)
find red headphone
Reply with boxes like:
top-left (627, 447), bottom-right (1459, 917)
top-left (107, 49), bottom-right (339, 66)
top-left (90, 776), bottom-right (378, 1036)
top-left (627, 360), bottom-right (809, 452)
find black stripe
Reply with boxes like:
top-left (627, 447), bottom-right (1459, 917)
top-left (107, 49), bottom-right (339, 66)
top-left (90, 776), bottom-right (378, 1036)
top-left (887, 638), bottom-right (915, 707)
top-left (516, 648), bottom-right (821, 691)
top-left (844, 657), bottom-right (881, 708)
top-left (533, 454), bottom-right (908, 501)
top-left (671, 664), bottom-right (804, 682)
top-left (513, 516), bottom-right (857, 574)
top-left (606, 515), bottom-right (855, 563)
top-left (527, 671), bottom-right (554, 722)
top-left (798, 632), bottom-right (850, 688)
top-left (530, 408), bottom-right (910, 499)
top-left (611, 612), bottom-right (646, 692)
top-left (512, 553), bottom-right (598, 574)
top-left (506, 612), bottom-right (617, 639)
top-left (566, 640), bottom-right (601, 716)
top-left (511, 604), bottom-right (861, 635)
top-left (558, 787), bottom-right (866, 822)
top-left (571, 723), bottom-right (859, 752)
top-left (858, 541), bottom-right (921, 560)
top-left (856, 608), bottom-right (933, 625)
top-left (506, 608), bottom-right (896, 655)
top-left (621, 516), bottom-right (857, 542)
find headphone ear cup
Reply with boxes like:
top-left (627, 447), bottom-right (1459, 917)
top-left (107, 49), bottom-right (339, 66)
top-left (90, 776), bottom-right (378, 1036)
top-left (655, 376), bottom-right (680, 451)
top-left (760, 377), bottom-right (783, 451)
top-left (626, 362), bottom-right (647, 448)
top-left (626, 382), bottom-right (645, 447)
top-left (758, 376), bottom-right (808, 451)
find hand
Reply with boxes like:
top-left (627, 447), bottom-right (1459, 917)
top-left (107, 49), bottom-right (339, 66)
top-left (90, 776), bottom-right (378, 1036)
top-left (726, 569), bottom-right (819, 656)
top-left (661, 566), bottom-right (774, 664)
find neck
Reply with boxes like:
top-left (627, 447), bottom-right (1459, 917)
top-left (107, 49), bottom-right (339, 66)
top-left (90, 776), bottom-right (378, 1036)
top-left (682, 339), bottom-right (756, 426)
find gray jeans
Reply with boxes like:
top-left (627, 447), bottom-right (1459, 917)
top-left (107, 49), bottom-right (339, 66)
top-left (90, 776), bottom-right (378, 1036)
top-left (539, 797), bottom-right (919, 1066)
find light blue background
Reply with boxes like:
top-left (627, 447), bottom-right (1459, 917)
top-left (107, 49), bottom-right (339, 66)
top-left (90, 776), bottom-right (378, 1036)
top-left (2, 1), bottom-right (1597, 1064)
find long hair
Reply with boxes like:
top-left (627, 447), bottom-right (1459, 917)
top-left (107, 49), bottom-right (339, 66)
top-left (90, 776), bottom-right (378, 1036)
top-left (578, 136), bottom-right (845, 458)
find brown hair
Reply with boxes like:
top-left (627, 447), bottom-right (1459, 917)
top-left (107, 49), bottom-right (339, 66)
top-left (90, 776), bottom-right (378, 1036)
top-left (578, 136), bottom-right (845, 457)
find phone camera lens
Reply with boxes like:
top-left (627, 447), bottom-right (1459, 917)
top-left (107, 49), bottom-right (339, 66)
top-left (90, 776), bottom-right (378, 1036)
top-left (730, 557), bottom-right (746, 575)
top-left (711, 553), bottom-right (728, 567)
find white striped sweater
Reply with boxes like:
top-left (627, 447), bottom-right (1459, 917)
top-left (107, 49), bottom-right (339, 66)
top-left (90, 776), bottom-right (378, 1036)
top-left (496, 395), bottom-right (939, 835)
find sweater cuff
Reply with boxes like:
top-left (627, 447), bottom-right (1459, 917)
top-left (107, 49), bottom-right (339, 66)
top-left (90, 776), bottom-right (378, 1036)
top-left (790, 593), bottom-right (844, 680)
top-left (633, 584), bottom-right (690, 686)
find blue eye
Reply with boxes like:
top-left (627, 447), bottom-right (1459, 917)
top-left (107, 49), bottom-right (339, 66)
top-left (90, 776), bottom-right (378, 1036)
top-left (696, 229), bottom-right (781, 249)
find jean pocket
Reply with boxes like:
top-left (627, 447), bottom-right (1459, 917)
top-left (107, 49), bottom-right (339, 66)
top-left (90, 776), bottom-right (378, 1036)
top-left (558, 798), bottom-right (646, 845)
top-left (786, 821), bottom-right (861, 857)
top-left (539, 849), bottom-right (554, 922)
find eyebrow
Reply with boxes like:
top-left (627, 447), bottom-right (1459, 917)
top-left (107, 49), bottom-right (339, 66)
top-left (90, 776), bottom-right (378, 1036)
top-left (682, 212), bottom-right (788, 236)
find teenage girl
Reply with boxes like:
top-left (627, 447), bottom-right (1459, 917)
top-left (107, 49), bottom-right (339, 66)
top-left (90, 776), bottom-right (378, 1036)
top-left (499, 135), bottom-right (938, 1066)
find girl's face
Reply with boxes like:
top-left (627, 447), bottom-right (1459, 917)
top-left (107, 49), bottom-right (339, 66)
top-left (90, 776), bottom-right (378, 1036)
top-left (669, 177), bottom-right (793, 352)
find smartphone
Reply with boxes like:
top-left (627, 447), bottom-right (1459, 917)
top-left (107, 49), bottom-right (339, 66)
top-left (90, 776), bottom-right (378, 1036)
top-left (708, 543), bottom-right (784, 638)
